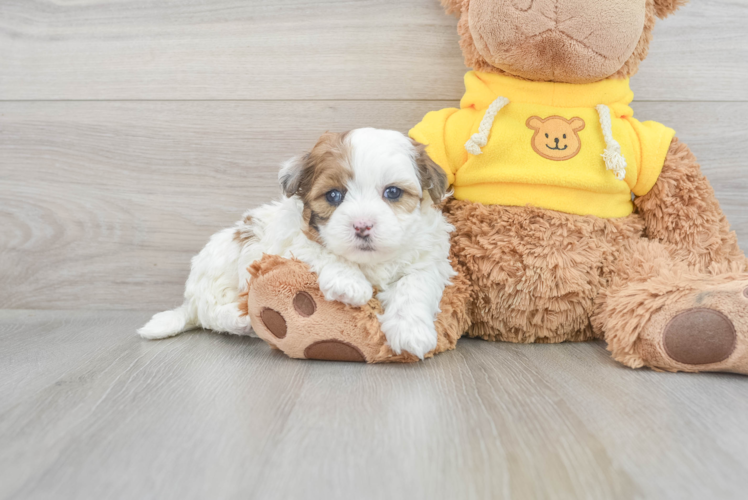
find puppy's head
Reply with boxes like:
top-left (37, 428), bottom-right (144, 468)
top-left (279, 128), bottom-right (447, 264)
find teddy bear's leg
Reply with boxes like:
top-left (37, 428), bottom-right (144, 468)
top-left (239, 254), bottom-right (470, 363)
top-left (595, 238), bottom-right (748, 374)
top-left (596, 138), bottom-right (748, 374)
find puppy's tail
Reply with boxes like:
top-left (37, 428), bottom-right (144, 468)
top-left (138, 305), bottom-right (194, 340)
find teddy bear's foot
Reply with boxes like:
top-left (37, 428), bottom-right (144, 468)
top-left (606, 277), bottom-right (748, 374)
top-left (239, 255), bottom-right (470, 363)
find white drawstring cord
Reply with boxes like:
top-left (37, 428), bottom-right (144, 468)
top-left (464, 96), bottom-right (510, 156)
top-left (596, 104), bottom-right (627, 180)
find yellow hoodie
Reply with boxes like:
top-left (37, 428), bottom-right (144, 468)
top-left (409, 71), bottom-right (675, 218)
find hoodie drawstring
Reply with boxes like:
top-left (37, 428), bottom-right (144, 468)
top-left (596, 104), bottom-right (627, 181)
top-left (464, 96), bottom-right (509, 156)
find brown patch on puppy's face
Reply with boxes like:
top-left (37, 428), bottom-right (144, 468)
top-left (279, 132), bottom-right (353, 241)
top-left (526, 116), bottom-right (585, 161)
top-left (304, 133), bottom-right (353, 239)
top-left (385, 141), bottom-right (448, 214)
top-left (385, 184), bottom-right (421, 214)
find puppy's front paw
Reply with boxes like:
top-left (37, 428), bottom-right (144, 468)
top-left (318, 270), bottom-right (373, 307)
top-left (379, 313), bottom-right (438, 360)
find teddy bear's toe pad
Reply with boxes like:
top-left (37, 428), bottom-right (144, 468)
top-left (260, 308), bottom-right (287, 339)
top-left (663, 308), bottom-right (737, 365)
top-left (304, 340), bottom-right (366, 362)
top-left (293, 291), bottom-right (316, 317)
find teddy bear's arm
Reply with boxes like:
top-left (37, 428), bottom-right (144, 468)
top-left (634, 137), bottom-right (747, 271)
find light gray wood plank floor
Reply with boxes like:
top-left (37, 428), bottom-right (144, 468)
top-left (3, 310), bottom-right (748, 500)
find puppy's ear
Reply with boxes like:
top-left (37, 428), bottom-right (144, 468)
top-left (412, 141), bottom-right (448, 202)
top-left (278, 153), bottom-right (311, 197)
top-left (653, 0), bottom-right (688, 19)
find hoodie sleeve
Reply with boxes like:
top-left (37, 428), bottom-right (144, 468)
top-left (409, 107), bottom-right (475, 186)
top-left (626, 118), bottom-right (676, 196)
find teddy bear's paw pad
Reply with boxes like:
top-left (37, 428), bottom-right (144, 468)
top-left (663, 308), bottom-right (737, 365)
top-left (636, 280), bottom-right (748, 374)
top-left (293, 291), bottom-right (316, 317)
top-left (743, 286), bottom-right (748, 299)
top-left (304, 340), bottom-right (366, 362)
top-left (260, 308), bottom-right (287, 339)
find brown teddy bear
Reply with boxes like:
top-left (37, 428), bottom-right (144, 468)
top-left (242, 0), bottom-right (748, 373)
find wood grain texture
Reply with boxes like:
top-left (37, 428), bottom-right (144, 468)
top-left (2, 100), bottom-right (747, 310)
top-left (0, 0), bottom-right (746, 101)
top-left (1, 310), bottom-right (748, 500)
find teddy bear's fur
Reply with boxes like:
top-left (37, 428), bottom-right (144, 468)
top-left (244, 0), bottom-right (748, 374)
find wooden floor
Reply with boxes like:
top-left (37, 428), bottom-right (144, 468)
top-left (2, 1), bottom-right (748, 499)
top-left (3, 310), bottom-right (748, 500)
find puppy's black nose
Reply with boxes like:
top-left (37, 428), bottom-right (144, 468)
top-left (554, 137), bottom-right (560, 144)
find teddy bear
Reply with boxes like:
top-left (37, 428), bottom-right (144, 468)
top-left (242, 0), bottom-right (748, 374)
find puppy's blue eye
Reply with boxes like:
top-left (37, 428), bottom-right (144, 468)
top-left (545, 133), bottom-right (549, 138)
top-left (563, 134), bottom-right (567, 139)
top-left (383, 186), bottom-right (403, 201)
top-left (325, 189), bottom-right (344, 205)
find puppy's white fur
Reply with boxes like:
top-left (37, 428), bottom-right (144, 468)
top-left (138, 128), bottom-right (454, 359)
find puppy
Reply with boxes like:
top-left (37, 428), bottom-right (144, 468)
top-left (138, 128), bottom-right (454, 359)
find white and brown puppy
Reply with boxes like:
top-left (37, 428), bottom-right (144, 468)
top-left (138, 128), bottom-right (454, 359)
